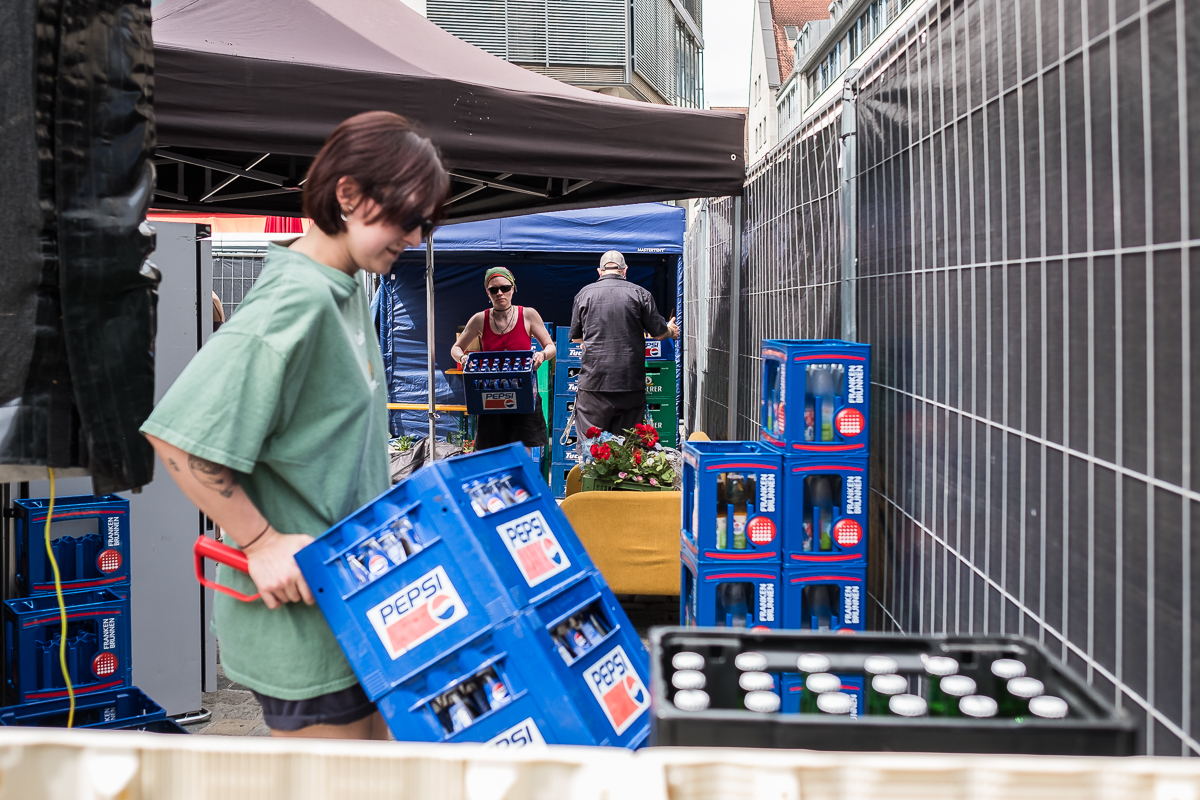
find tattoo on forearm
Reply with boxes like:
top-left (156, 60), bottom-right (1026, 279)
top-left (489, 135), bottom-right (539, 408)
top-left (188, 455), bottom-right (236, 498)
top-left (167, 457), bottom-right (181, 473)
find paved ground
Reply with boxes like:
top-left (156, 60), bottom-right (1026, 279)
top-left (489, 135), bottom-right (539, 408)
top-left (182, 595), bottom-right (679, 736)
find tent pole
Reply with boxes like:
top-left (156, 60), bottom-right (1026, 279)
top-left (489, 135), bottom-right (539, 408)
top-left (426, 234), bottom-right (437, 458)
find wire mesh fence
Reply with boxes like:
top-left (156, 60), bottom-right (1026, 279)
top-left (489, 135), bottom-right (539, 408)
top-left (685, 0), bottom-right (1199, 756)
top-left (212, 254), bottom-right (265, 319)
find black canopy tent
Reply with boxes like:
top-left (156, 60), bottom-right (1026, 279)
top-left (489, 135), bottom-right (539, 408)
top-left (151, 0), bottom-right (745, 447)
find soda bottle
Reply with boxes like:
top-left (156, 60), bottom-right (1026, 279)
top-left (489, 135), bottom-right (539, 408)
top-left (552, 630), bottom-right (574, 664)
top-left (800, 672), bottom-right (841, 714)
top-left (866, 673), bottom-right (908, 715)
top-left (744, 690), bottom-right (781, 713)
top-left (569, 623), bottom-right (592, 654)
top-left (935, 675), bottom-right (976, 717)
top-left (393, 516), bottom-right (421, 555)
top-left (358, 538), bottom-right (391, 579)
top-left (433, 697), bottom-right (454, 733)
top-left (959, 694), bottom-right (999, 719)
top-left (718, 582), bottom-right (749, 627)
top-left (483, 480), bottom-right (508, 513)
top-left (888, 694), bottom-right (928, 717)
top-left (726, 474), bottom-right (748, 550)
top-left (500, 474), bottom-right (530, 503)
top-left (1002, 677), bottom-right (1045, 718)
top-left (735, 651), bottom-right (769, 673)
top-left (466, 482), bottom-right (488, 517)
top-left (446, 691), bottom-right (475, 732)
top-left (804, 368), bottom-right (817, 442)
top-left (672, 669), bottom-right (706, 691)
top-left (346, 552), bottom-right (370, 584)
top-left (1027, 695), bottom-right (1068, 720)
top-left (921, 655), bottom-right (959, 716)
top-left (466, 680), bottom-right (490, 716)
top-left (817, 691), bottom-right (853, 716)
top-left (587, 611), bottom-right (610, 639)
top-left (810, 477), bottom-right (834, 551)
top-left (483, 672), bottom-right (511, 708)
top-left (990, 658), bottom-right (1026, 697)
top-left (577, 614), bottom-right (604, 645)
top-left (814, 365), bottom-right (836, 441)
top-left (673, 689), bottom-right (711, 711)
top-left (377, 531), bottom-right (407, 566)
top-left (556, 623), bottom-right (580, 657)
top-left (672, 651), bottom-right (705, 672)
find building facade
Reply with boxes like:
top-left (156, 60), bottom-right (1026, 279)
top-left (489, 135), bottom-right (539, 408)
top-left (426, 0), bottom-right (703, 108)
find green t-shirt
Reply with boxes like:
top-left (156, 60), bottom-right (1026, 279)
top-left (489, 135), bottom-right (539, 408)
top-left (140, 243), bottom-right (389, 700)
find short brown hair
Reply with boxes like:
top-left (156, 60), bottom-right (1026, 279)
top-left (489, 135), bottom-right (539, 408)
top-left (303, 111), bottom-right (449, 235)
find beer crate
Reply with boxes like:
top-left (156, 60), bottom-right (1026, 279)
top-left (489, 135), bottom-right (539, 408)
top-left (552, 396), bottom-right (578, 439)
top-left (780, 672), bottom-right (864, 717)
top-left (554, 361), bottom-right (582, 396)
top-left (781, 563), bottom-right (865, 632)
top-left (644, 401), bottom-right (678, 448)
top-left (760, 339), bottom-right (871, 455)
top-left (781, 455), bottom-right (868, 566)
top-left (377, 572), bottom-right (651, 748)
top-left (681, 441), bottom-right (782, 564)
top-left (295, 444), bottom-right (596, 700)
top-left (4, 588), bottom-right (132, 704)
top-left (0, 685), bottom-right (164, 729)
top-left (554, 327), bottom-right (583, 362)
top-left (644, 361), bottom-right (676, 402)
top-left (463, 351), bottom-right (538, 415)
top-left (551, 432), bottom-right (582, 467)
top-left (550, 462), bottom-right (574, 499)
top-left (13, 495), bottom-right (131, 595)
top-left (680, 548), bottom-right (781, 630)
top-left (644, 337), bottom-right (675, 361)
top-left (649, 628), bottom-right (1137, 755)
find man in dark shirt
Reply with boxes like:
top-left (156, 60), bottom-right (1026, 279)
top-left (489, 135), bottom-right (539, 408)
top-left (568, 250), bottom-right (679, 452)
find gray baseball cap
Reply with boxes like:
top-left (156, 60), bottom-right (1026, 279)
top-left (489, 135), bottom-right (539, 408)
top-left (599, 250), bottom-right (627, 270)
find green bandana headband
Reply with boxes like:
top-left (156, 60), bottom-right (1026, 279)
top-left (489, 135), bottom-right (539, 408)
top-left (484, 266), bottom-right (516, 289)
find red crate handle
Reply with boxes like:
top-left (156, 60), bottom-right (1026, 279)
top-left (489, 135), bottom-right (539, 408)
top-left (193, 534), bottom-right (260, 602)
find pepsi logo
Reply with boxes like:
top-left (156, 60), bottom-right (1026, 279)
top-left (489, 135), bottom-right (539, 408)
top-left (496, 511), bottom-right (571, 587)
top-left (429, 593), bottom-right (457, 622)
top-left (543, 539), bottom-right (563, 565)
top-left (366, 566), bottom-right (469, 660)
top-left (584, 644), bottom-right (650, 735)
top-left (625, 675), bottom-right (645, 704)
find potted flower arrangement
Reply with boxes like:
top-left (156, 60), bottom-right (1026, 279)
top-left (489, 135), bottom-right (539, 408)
top-left (579, 424), bottom-right (676, 492)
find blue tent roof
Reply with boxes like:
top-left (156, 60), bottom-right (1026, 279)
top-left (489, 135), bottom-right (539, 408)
top-left (400, 202), bottom-right (686, 255)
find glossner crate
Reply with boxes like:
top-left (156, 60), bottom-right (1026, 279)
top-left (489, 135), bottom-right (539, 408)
top-left (14, 495), bottom-right (131, 595)
top-left (463, 350), bottom-right (538, 415)
top-left (295, 444), bottom-right (597, 700)
top-left (681, 441), bottom-right (782, 564)
top-left (650, 629), bottom-right (1136, 755)
top-left (4, 588), bottom-right (132, 704)
top-left (681, 549), bottom-right (780, 630)
top-left (0, 686), bottom-right (164, 729)
top-left (760, 340), bottom-right (871, 455)
top-left (781, 456), bottom-right (868, 566)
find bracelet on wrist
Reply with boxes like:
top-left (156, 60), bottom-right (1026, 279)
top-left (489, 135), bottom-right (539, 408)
top-left (242, 521), bottom-right (271, 551)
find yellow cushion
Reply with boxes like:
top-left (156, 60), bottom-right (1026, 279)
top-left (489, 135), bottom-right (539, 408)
top-left (561, 490), bottom-right (681, 596)
top-left (565, 464), bottom-right (583, 496)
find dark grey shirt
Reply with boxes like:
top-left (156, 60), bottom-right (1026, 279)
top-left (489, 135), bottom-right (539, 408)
top-left (569, 274), bottom-right (669, 392)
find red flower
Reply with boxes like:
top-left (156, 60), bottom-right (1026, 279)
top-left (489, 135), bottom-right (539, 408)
top-left (596, 443), bottom-right (612, 460)
top-left (585, 426), bottom-right (602, 438)
top-left (590, 443), bottom-right (601, 457)
top-left (633, 449), bottom-right (643, 465)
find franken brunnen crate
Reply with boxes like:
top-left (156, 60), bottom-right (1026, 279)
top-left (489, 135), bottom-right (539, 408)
top-left (681, 441), bottom-right (782, 564)
top-left (781, 563), bottom-right (866, 632)
top-left (680, 549), bottom-right (780, 630)
top-left (4, 588), bottom-right (132, 704)
top-left (0, 685), bottom-right (164, 729)
top-left (295, 444), bottom-right (653, 747)
top-left (649, 628), bottom-right (1136, 755)
top-left (781, 456), bottom-right (868, 567)
top-left (760, 340), bottom-right (871, 455)
top-left (463, 350), bottom-right (538, 415)
top-left (14, 495), bottom-right (131, 595)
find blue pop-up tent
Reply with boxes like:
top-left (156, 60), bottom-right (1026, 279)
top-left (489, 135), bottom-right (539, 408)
top-left (376, 203), bottom-right (685, 438)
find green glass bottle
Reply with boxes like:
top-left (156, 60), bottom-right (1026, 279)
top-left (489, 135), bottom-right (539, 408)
top-left (888, 693), bottom-right (928, 717)
top-left (744, 690), bottom-right (781, 713)
top-left (673, 689), bottom-right (710, 712)
top-left (1027, 695), bottom-right (1069, 720)
top-left (867, 673), bottom-right (907, 715)
top-left (934, 675), bottom-right (976, 718)
top-left (958, 694), bottom-right (998, 719)
top-left (801, 672), bottom-right (841, 714)
top-left (817, 691), bottom-right (854, 716)
top-left (990, 658), bottom-right (1026, 697)
top-left (1002, 677), bottom-right (1045, 719)
top-left (922, 656), bottom-right (959, 716)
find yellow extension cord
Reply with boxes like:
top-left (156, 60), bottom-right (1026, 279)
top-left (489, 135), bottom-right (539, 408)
top-left (42, 468), bottom-right (75, 727)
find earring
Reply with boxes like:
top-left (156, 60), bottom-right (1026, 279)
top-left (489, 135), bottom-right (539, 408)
top-left (340, 205), bottom-right (355, 222)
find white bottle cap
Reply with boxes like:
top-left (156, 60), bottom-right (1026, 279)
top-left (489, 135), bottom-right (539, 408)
top-left (672, 651), bottom-right (706, 671)
top-left (959, 694), bottom-right (999, 718)
top-left (735, 651), bottom-right (769, 672)
top-left (922, 655), bottom-right (959, 677)
top-left (739, 671), bottom-right (774, 692)
top-left (817, 691), bottom-right (854, 715)
top-left (940, 674), bottom-right (977, 698)
top-left (672, 669), bottom-right (706, 690)
top-left (889, 694), bottom-right (928, 717)
top-left (1028, 695), bottom-right (1069, 719)
top-left (871, 673), bottom-right (908, 696)
top-left (673, 689), bottom-right (711, 712)
top-left (863, 655), bottom-right (899, 675)
top-left (991, 658), bottom-right (1027, 679)
top-left (1007, 677), bottom-right (1045, 699)
top-left (796, 653), bottom-right (832, 673)
top-left (805, 672), bottom-right (841, 694)
top-left (744, 690), bottom-right (781, 713)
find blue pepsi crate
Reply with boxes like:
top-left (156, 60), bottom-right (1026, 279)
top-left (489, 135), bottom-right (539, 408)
top-left (14, 495), bottom-right (130, 595)
top-left (780, 672), bottom-right (864, 717)
top-left (554, 327), bottom-right (582, 362)
top-left (782, 455), bottom-right (868, 567)
top-left (463, 350), bottom-right (537, 415)
top-left (644, 337), bottom-right (674, 361)
top-left (531, 322), bottom-right (555, 354)
top-left (760, 339), bottom-right (870, 455)
top-left (552, 397), bottom-right (578, 439)
top-left (0, 685), bottom-right (165, 729)
top-left (781, 563), bottom-right (866, 632)
top-left (4, 588), bottom-right (132, 704)
top-left (550, 462), bottom-right (574, 499)
top-left (681, 441), bottom-right (782, 564)
top-left (296, 445), bottom-right (596, 700)
top-left (377, 573), bottom-right (651, 748)
top-left (552, 431), bottom-right (582, 467)
top-left (554, 360), bottom-right (582, 396)
top-left (681, 548), bottom-right (781, 630)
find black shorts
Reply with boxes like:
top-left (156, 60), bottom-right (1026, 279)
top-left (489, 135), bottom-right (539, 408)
top-left (252, 683), bottom-right (376, 731)
top-left (474, 392), bottom-right (549, 450)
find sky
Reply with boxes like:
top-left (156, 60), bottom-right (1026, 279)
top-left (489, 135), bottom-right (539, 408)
top-left (703, 0), bottom-right (755, 109)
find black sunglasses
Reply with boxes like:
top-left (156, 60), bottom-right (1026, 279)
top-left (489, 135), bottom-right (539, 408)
top-left (488, 284), bottom-right (514, 295)
top-left (401, 212), bottom-right (436, 237)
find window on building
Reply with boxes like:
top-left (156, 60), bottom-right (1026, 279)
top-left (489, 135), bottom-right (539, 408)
top-left (785, 25), bottom-right (799, 40)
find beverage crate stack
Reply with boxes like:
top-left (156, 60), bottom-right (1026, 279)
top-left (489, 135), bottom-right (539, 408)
top-left (644, 339), bottom-right (678, 449)
top-left (678, 340), bottom-right (870, 634)
top-left (550, 327), bottom-right (582, 497)
top-left (1, 496), bottom-right (158, 729)
top-left (294, 443), bottom-right (653, 748)
top-left (531, 322), bottom-right (555, 480)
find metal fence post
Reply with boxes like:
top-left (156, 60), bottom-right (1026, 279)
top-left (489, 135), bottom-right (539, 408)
top-left (840, 69), bottom-right (859, 342)
top-left (727, 195), bottom-right (742, 440)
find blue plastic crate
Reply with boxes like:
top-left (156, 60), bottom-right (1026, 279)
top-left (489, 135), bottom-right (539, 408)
top-left (552, 396), bottom-right (578, 438)
top-left (4, 588), bottom-right (132, 704)
top-left (463, 351), bottom-right (538, 414)
top-left (644, 337), bottom-right (675, 361)
top-left (296, 445), bottom-right (597, 700)
top-left (781, 455), bottom-right (868, 567)
top-left (780, 672), bottom-right (864, 717)
top-left (377, 576), bottom-right (651, 748)
top-left (680, 549), bottom-right (781, 630)
top-left (552, 432), bottom-right (582, 467)
top-left (14, 495), bottom-right (131, 595)
top-left (681, 441), bottom-right (782, 564)
top-left (554, 328), bottom-right (582, 362)
top-left (550, 462), bottom-right (574, 499)
top-left (554, 360), bottom-right (582, 396)
top-left (0, 686), bottom-right (165, 729)
top-left (531, 322), bottom-right (555, 354)
top-left (781, 563), bottom-right (866, 632)
top-left (760, 340), bottom-right (871, 455)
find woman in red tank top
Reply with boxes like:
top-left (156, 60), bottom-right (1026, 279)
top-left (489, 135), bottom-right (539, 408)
top-left (450, 267), bottom-right (556, 451)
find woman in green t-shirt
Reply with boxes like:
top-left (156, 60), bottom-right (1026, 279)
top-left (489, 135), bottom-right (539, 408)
top-left (141, 112), bottom-right (448, 740)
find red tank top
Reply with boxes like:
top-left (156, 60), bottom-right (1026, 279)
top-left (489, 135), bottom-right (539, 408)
top-left (481, 306), bottom-right (530, 351)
